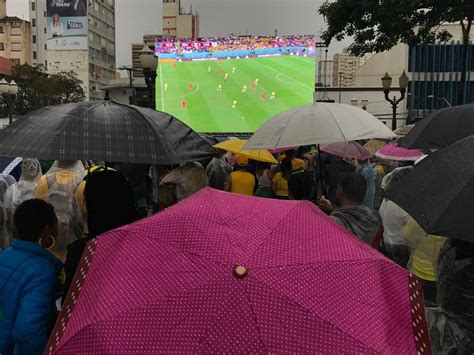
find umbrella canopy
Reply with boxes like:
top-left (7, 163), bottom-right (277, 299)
top-left (364, 139), bottom-right (387, 155)
top-left (384, 135), bottom-right (474, 241)
top-left (213, 139), bottom-right (277, 164)
top-left (0, 100), bottom-right (216, 165)
top-left (398, 104), bottom-right (474, 149)
top-left (321, 141), bottom-right (371, 160)
top-left (375, 144), bottom-right (424, 161)
top-left (49, 188), bottom-right (430, 354)
top-left (244, 103), bottom-right (395, 150)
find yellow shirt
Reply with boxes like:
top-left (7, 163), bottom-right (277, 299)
top-left (230, 170), bottom-right (255, 196)
top-left (403, 219), bottom-right (446, 281)
top-left (272, 172), bottom-right (288, 197)
top-left (291, 158), bottom-right (305, 171)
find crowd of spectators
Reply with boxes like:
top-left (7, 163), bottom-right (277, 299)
top-left (154, 35), bottom-right (316, 54)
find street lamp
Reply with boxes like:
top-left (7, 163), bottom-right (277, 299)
top-left (0, 78), bottom-right (18, 125)
top-left (139, 45), bottom-right (158, 109)
top-left (381, 70), bottom-right (409, 130)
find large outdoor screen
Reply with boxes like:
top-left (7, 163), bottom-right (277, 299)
top-left (155, 35), bottom-right (316, 133)
top-left (47, 0), bottom-right (88, 50)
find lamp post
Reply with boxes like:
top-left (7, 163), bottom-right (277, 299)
top-left (381, 71), bottom-right (409, 131)
top-left (139, 45), bottom-right (158, 109)
top-left (0, 78), bottom-right (18, 125)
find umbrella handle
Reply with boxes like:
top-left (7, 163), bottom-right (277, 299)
top-left (317, 144), bottom-right (326, 197)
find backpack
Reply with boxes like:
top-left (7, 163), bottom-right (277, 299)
top-left (45, 174), bottom-right (84, 254)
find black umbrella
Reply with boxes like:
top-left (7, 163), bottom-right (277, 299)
top-left (384, 135), bottom-right (474, 241)
top-left (398, 104), bottom-right (474, 149)
top-left (0, 100), bottom-right (216, 165)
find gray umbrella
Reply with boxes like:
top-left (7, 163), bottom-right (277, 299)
top-left (0, 100), bottom-right (216, 165)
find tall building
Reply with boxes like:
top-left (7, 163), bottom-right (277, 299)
top-left (333, 49), bottom-right (369, 87)
top-left (163, 0), bottom-right (199, 39)
top-left (29, 0), bottom-right (116, 100)
top-left (0, 0), bottom-right (31, 66)
top-left (316, 59), bottom-right (333, 88)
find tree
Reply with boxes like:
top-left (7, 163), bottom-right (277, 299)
top-left (8, 64), bottom-right (86, 114)
top-left (319, 0), bottom-right (474, 104)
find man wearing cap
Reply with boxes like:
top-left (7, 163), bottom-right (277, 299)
top-left (225, 155), bottom-right (256, 196)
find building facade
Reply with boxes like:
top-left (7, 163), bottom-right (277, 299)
top-left (163, 0), bottom-right (199, 39)
top-left (332, 49), bottom-right (369, 87)
top-left (132, 35), bottom-right (159, 79)
top-left (29, 0), bottom-right (116, 100)
top-left (0, 0), bottom-right (31, 66)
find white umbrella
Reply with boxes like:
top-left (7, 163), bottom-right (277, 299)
top-left (244, 103), bottom-right (395, 150)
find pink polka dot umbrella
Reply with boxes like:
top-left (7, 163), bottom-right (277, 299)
top-left (375, 144), bottom-right (424, 161)
top-left (48, 188), bottom-right (430, 354)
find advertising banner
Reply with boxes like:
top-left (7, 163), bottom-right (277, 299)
top-left (47, 0), bottom-right (88, 50)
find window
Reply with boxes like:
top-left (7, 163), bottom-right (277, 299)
top-left (89, 32), bottom-right (93, 41)
top-left (12, 59), bottom-right (20, 65)
top-left (44, 11), bottom-right (46, 17)
top-left (32, 35), bottom-right (36, 44)
top-left (11, 26), bottom-right (21, 35)
top-left (44, 44), bottom-right (47, 50)
top-left (0, 26), bottom-right (3, 33)
top-left (33, 51), bottom-right (37, 59)
top-left (11, 42), bottom-right (22, 51)
top-left (44, 27), bottom-right (47, 34)
top-left (0, 43), bottom-right (4, 51)
top-left (32, 18), bottom-right (36, 27)
top-left (31, 2), bottom-right (35, 11)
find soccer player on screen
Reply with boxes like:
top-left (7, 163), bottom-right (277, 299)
top-left (224, 73), bottom-right (228, 82)
top-left (164, 83), bottom-right (168, 92)
top-left (217, 84), bottom-right (223, 92)
top-left (262, 92), bottom-right (267, 100)
top-left (208, 66), bottom-right (211, 73)
top-left (218, 69), bottom-right (223, 76)
top-left (188, 83), bottom-right (193, 90)
top-left (182, 100), bottom-right (187, 109)
top-left (255, 78), bottom-right (259, 86)
top-left (232, 67), bottom-right (236, 74)
top-left (270, 91), bottom-right (276, 100)
top-left (251, 82), bottom-right (256, 90)
top-left (232, 100), bottom-right (237, 109)
top-left (242, 84), bottom-right (247, 93)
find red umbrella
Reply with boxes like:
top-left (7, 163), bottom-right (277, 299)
top-left (48, 188), bottom-right (430, 354)
top-left (321, 141), bottom-right (372, 160)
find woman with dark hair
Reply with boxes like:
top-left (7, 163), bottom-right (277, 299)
top-left (0, 199), bottom-right (62, 355)
top-left (272, 158), bottom-right (292, 199)
top-left (62, 170), bottom-right (137, 303)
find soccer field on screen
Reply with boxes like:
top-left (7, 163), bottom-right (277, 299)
top-left (155, 56), bottom-right (315, 133)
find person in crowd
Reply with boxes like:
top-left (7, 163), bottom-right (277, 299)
top-left (285, 149), bottom-right (305, 171)
top-left (255, 162), bottom-right (274, 198)
top-left (62, 170), bottom-right (137, 303)
top-left (288, 170), bottom-right (313, 201)
top-left (4, 159), bottom-right (43, 245)
top-left (150, 165), bottom-right (172, 213)
top-left (429, 239), bottom-right (474, 353)
top-left (324, 155), bottom-right (354, 204)
top-left (0, 174), bottom-right (17, 248)
top-left (356, 159), bottom-right (376, 208)
top-left (115, 163), bottom-right (150, 219)
top-left (373, 158), bottom-right (394, 209)
top-left (205, 151), bottom-right (232, 191)
top-left (0, 199), bottom-right (62, 355)
top-left (403, 218), bottom-right (446, 306)
top-left (161, 162), bottom-right (208, 202)
top-left (379, 166), bottom-right (413, 267)
top-left (272, 158), bottom-right (292, 199)
top-left (225, 156), bottom-right (256, 196)
top-left (35, 160), bottom-right (85, 262)
top-left (320, 172), bottom-right (381, 245)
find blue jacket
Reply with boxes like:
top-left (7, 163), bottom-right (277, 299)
top-left (0, 240), bottom-right (63, 355)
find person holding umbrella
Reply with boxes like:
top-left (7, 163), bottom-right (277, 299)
top-left (320, 173), bottom-right (381, 246)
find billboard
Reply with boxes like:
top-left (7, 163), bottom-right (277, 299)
top-left (47, 0), bottom-right (88, 50)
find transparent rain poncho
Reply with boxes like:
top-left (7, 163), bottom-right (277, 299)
top-left (3, 159), bottom-right (43, 244)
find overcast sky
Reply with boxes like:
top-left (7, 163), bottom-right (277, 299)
top-left (7, 0), bottom-right (350, 67)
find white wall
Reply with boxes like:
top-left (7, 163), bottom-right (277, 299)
top-left (314, 89), bottom-right (408, 129)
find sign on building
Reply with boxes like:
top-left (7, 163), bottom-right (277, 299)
top-left (47, 0), bottom-right (88, 50)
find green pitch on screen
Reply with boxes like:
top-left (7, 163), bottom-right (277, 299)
top-left (155, 56), bottom-right (315, 133)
